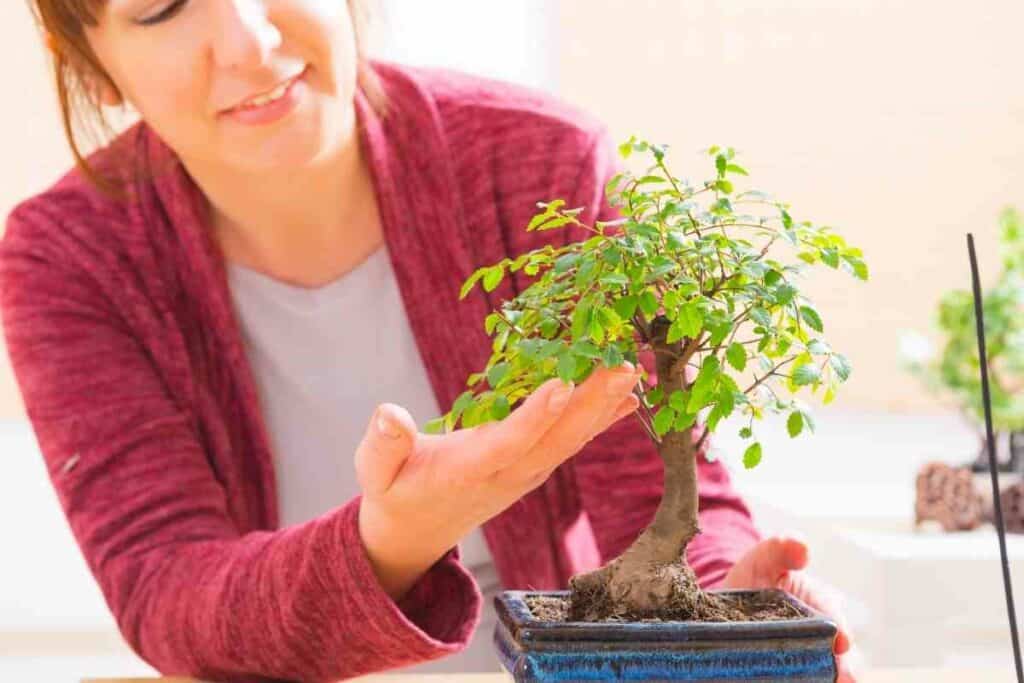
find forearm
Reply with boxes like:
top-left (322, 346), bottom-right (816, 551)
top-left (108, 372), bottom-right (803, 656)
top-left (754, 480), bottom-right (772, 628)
top-left (358, 497), bottom-right (463, 601)
top-left (114, 497), bottom-right (480, 682)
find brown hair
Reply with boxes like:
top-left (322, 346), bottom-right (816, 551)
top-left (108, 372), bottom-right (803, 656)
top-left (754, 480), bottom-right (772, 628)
top-left (26, 0), bottom-right (389, 200)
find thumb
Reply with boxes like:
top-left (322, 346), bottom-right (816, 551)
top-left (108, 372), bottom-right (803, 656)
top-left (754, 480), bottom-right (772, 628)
top-left (354, 403), bottom-right (417, 496)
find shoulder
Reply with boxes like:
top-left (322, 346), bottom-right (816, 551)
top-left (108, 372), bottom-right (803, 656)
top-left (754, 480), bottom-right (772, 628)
top-left (2, 124), bottom-right (145, 268)
top-left (371, 59), bottom-right (611, 167)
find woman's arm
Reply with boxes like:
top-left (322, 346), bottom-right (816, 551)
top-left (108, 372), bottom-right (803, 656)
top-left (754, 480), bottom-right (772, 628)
top-left (0, 206), bottom-right (481, 683)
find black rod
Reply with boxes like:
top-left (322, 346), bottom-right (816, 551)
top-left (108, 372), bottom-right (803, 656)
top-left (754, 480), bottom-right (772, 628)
top-left (967, 232), bottom-right (1023, 683)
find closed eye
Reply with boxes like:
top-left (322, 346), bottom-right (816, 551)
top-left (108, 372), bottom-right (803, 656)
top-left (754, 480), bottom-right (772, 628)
top-left (137, 0), bottom-right (188, 26)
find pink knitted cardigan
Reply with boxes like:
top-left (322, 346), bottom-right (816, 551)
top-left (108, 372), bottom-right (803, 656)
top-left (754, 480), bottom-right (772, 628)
top-left (0, 60), bottom-right (761, 682)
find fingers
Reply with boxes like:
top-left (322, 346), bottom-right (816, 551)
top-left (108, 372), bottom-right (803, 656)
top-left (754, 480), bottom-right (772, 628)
top-left (778, 571), bottom-right (852, 655)
top-left (471, 377), bottom-right (577, 471)
top-left (516, 362), bottom-right (642, 474)
top-left (750, 535), bottom-right (809, 586)
top-left (354, 403), bottom-right (417, 496)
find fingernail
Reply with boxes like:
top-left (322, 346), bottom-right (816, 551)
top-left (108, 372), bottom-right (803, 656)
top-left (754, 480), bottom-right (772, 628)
top-left (377, 411), bottom-right (402, 439)
top-left (549, 381), bottom-right (574, 411)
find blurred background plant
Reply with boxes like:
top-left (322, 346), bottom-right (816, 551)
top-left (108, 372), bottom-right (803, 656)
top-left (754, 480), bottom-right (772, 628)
top-left (900, 207), bottom-right (1024, 465)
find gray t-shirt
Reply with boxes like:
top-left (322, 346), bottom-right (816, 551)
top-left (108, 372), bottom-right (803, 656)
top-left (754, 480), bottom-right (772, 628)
top-left (227, 243), bottom-right (502, 673)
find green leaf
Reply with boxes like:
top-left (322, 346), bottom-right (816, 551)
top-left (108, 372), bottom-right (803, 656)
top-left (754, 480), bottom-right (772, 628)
top-left (452, 390), bottom-right (475, 418)
top-left (739, 426), bottom-right (753, 439)
top-left (726, 342), bottom-right (747, 371)
top-left (750, 307), bottom-right (772, 328)
top-left (845, 256), bottom-right (869, 280)
top-left (676, 301), bottom-right (704, 338)
top-left (654, 407), bottom-right (677, 436)
top-left (674, 411), bottom-right (698, 431)
top-left (829, 353), bottom-right (852, 381)
top-left (743, 442), bottom-right (763, 469)
top-left (491, 394), bottom-right (511, 420)
top-left (774, 284), bottom-right (797, 306)
top-left (793, 362), bottom-right (821, 386)
top-left (571, 304), bottom-right (592, 339)
top-left (486, 362), bottom-right (510, 388)
top-left (716, 385), bottom-right (736, 419)
top-left (571, 340), bottom-right (603, 359)
top-left (807, 339), bottom-right (831, 355)
top-left (484, 313), bottom-right (501, 335)
top-left (647, 386), bottom-right (665, 405)
top-left (669, 390), bottom-right (688, 412)
top-left (799, 306), bottom-right (824, 333)
top-left (787, 411), bottom-right (804, 437)
top-left (575, 258), bottom-right (599, 288)
top-left (639, 290), bottom-right (660, 316)
top-left (536, 215), bottom-right (574, 232)
top-left (613, 295), bottom-right (639, 320)
top-left (554, 253), bottom-right (580, 273)
top-left (715, 154), bottom-right (727, 176)
top-left (602, 344), bottom-right (624, 368)
top-left (459, 268), bottom-right (487, 300)
top-left (528, 211), bottom-right (554, 231)
top-left (557, 352), bottom-right (576, 383)
top-left (424, 416), bottom-right (446, 434)
top-left (598, 274), bottom-right (630, 290)
top-left (726, 163), bottom-right (749, 176)
top-left (539, 317), bottom-right (560, 338)
top-left (482, 265), bottom-right (504, 292)
top-left (716, 179), bottom-right (734, 194)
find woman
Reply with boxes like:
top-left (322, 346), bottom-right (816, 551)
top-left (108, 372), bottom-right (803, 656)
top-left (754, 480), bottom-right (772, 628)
top-left (2, 1), bottom-right (855, 681)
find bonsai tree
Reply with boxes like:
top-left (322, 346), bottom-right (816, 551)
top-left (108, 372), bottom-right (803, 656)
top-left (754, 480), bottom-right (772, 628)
top-left (425, 137), bottom-right (868, 621)
top-left (902, 207), bottom-right (1024, 468)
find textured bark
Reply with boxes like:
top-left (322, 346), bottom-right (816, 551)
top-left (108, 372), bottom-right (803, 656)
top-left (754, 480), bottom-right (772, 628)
top-left (569, 316), bottom-right (742, 621)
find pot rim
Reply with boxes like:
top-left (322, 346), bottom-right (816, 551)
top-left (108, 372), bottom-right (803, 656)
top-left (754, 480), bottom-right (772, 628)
top-left (495, 588), bottom-right (838, 643)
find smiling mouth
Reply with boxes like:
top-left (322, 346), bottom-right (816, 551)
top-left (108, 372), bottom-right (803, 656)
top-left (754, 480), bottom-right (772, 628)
top-left (223, 66), bottom-right (307, 113)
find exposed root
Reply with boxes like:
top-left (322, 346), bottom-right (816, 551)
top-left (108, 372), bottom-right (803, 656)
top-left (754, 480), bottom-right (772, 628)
top-left (564, 558), bottom-right (803, 623)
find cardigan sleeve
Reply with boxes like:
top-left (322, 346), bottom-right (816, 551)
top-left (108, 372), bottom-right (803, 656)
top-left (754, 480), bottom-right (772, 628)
top-left (559, 126), bottom-right (763, 589)
top-left (0, 207), bottom-right (481, 682)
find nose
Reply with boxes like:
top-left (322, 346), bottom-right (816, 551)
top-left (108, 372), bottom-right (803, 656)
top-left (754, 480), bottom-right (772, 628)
top-left (210, 0), bottom-right (281, 70)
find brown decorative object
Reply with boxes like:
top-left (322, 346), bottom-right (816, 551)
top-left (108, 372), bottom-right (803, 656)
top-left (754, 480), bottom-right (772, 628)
top-left (915, 461), bottom-right (984, 531)
top-left (982, 480), bottom-right (1024, 534)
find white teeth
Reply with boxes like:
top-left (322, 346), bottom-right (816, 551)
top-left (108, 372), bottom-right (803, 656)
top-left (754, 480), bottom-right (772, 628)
top-left (240, 80), bottom-right (290, 109)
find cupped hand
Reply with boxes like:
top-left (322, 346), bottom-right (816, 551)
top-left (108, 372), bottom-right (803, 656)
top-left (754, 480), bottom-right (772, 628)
top-left (721, 535), bottom-right (860, 683)
top-left (355, 362), bottom-right (643, 599)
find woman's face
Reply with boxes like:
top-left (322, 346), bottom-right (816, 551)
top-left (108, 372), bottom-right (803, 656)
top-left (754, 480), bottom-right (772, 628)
top-left (85, 0), bottom-right (359, 173)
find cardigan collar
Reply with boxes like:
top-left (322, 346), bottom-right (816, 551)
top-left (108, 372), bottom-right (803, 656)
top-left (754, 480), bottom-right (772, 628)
top-left (140, 61), bottom-right (491, 528)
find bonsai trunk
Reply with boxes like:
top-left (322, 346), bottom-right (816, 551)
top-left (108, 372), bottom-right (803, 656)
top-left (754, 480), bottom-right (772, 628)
top-left (568, 316), bottom-right (743, 622)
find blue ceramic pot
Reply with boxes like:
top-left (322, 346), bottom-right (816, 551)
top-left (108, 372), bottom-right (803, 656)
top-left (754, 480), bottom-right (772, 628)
top-left (493, 589), bottom-right (837, 682)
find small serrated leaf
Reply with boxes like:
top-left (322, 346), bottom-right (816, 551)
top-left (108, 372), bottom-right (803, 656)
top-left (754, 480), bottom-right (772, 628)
top-left (557, 353), bottom-right (576, 383)
top-left (482, 265), bottom-right (504, 292)
top-left (799, 306), bottom-right (824, 333)
top-left (743, 442), bottom-right (763, 469)
top-left (486, 362), bottom-right (510, 389)
top-left (829, 354), bottom-right (852, 381)
top-left (793, 363), bottom-right (821, 386)
top-left (787, 411), bottom-right (804, 437)
top-left (490, 394), bottom-right (511, 420)
top-left (726, 342), bottom-right (747, 371)
top-left (654, 407), bottom-right (677, 436)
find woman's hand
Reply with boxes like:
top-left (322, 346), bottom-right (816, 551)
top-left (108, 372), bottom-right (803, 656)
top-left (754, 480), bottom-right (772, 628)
top-left (355, 362), bottom-right (643, 600)
top-left (720, 535), bottom-right (860, 683)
